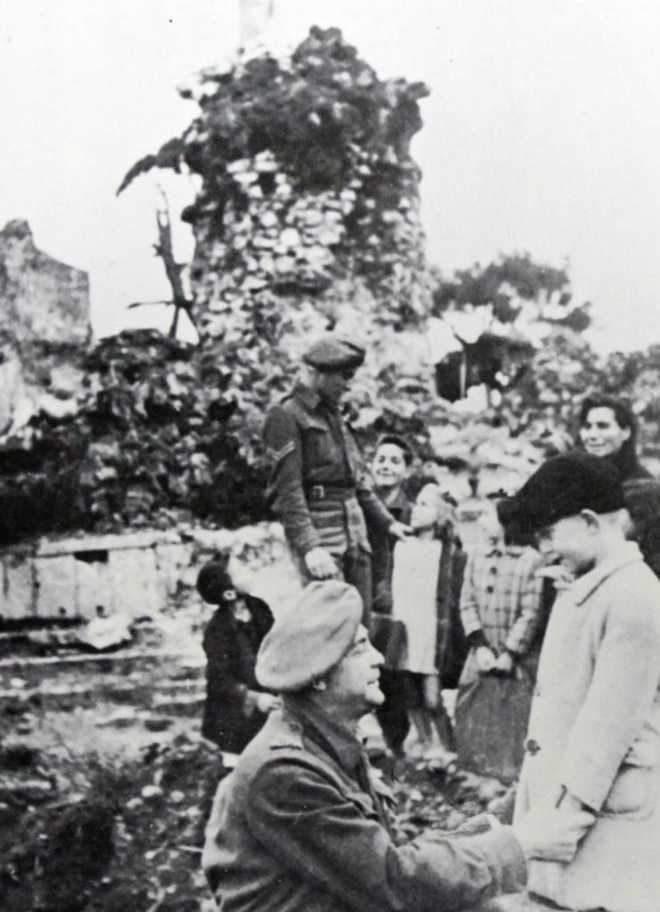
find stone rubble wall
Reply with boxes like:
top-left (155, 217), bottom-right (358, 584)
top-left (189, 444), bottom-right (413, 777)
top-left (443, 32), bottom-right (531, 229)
top-left (0, 522), bottom-right (300, 624)
top-left (0, 219), bottom-right (91, 438)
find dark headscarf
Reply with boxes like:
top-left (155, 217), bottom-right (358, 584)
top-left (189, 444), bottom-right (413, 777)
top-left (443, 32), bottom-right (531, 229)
top-left (623, 479), bottom-right (660, 578)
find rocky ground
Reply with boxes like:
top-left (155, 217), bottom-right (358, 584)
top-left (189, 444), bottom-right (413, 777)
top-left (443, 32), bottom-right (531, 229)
top-left (0, 528), bottom-right (545, 912)
top-left (0, 641), bottom-right (540, 912)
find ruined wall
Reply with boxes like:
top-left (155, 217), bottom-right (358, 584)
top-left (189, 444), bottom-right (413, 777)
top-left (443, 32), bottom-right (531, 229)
top-left (0, 219), bottom-right (91, 437)
top-left (0, 522), bottom-right (299, 624)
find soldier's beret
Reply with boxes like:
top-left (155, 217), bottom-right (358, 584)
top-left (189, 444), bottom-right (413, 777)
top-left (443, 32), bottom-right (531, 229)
top-left (256, 580), bottom-right (363, 692)
top-left (302, 334), bottom-right (365, 372)
top-left (500, 450), bottom-right (625, 534)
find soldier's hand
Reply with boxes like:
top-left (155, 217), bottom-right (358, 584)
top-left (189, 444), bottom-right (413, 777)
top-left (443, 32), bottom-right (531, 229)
top-left (475, 645), bottom-right (497, 673)
top-left (511, 805), bottom-right (595, 862)
top-left (256, 693), bottom-right (282, 714)
top-left (304, 547), bottom-right (339, 579)
top-left (389, 521), bottom-right (412, 541)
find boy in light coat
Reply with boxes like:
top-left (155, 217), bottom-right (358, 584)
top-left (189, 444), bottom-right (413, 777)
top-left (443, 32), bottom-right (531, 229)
top-left (504, 451), bottom-right (660, 912)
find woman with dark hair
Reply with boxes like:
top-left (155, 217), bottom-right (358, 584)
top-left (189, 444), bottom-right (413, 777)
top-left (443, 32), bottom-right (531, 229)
top-left (622, 478), bottom-right (660, 578)
top-left (577, 394), bottom-right (652, 481)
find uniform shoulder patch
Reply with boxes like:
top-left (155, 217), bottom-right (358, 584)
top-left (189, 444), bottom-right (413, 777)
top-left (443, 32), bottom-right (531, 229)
top-left (265, 440), bottom-right (296, 464)
top-left (269, 722), bottom-right (304, 751)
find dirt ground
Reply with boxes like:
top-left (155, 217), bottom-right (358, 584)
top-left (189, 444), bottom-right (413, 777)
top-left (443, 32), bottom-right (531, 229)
top-left (0, 644), bottom-right (537, 912)
top-left (0, 676), bottom-right (540, 912)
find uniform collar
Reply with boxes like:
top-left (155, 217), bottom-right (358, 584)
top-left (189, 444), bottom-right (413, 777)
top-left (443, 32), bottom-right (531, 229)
top-left (292, 383), bottom-right (342, 416)
top-left (283, 695), bottom-right (364, 776)
top-left (292, 383), bottom-right (322, 411)
top-left (566, 540), bottom-right (644, 606)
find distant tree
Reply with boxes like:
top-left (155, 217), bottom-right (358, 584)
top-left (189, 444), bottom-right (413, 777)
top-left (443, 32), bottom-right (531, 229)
top-left (128, 193), bottom-right (196, 340)
top-left (430, 253), bottom-right (592, 402)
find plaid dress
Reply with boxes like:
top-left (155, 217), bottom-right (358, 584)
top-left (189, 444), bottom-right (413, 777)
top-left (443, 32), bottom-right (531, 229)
top-left (459, 543), bottom-right (544, 686)
top-left (456, 543), bottom-right (545, 780)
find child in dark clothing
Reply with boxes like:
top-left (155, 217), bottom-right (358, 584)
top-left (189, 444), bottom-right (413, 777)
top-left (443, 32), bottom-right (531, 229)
top-left (198, 560), bottom-right (279, 754)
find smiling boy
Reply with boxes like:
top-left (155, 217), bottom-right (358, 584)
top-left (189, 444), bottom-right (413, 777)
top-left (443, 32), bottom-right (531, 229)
top-left (504, 451), bottom-right (660, 912)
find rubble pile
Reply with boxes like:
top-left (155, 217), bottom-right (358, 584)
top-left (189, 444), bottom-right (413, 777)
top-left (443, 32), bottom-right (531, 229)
top-left (119, 26), bottom-right (432, 462)
top-left (0, 329), bottom-right (268, 545)
top-left (0, 713), bottom-right (508, 912)
top-left (0, 218), bottom-right (90, 443)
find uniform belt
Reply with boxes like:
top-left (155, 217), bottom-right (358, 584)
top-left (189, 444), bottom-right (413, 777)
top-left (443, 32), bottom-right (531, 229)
top-left (305, 484), bottom-right (357, 502)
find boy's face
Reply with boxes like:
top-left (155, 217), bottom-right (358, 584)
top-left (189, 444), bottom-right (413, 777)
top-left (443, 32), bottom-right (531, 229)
top-left (535, 513), bottom-right (598, 576)
top-left (371, 443), bottom-right (408, 491)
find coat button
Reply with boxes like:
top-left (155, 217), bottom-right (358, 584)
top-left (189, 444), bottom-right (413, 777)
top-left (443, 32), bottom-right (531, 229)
top-left (526, 738), bottom-right (541, 755)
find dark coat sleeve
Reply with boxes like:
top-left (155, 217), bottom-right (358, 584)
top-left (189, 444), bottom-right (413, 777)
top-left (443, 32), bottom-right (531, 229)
top-left (246, 596), bottom-right (274, 640)
top-left (263, 405), bottom-right (322, 555)
top-left (436, 543), bottom-right (469, 688)
top-left (246, 757), bottom-right (527, 912)
top-left (203, 614), bottom-right (249, 709)
top-left (356, 470), bottom-right (397, 535)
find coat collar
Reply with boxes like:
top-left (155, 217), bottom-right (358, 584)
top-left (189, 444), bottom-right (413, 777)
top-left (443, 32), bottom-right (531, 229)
top-left (567, 540), bottom-right (644, 606)
top-left (381, 486), bottom-right (412, 517)
top-left (482, 542), bottom-right (527, 558)
top-left (282, 695), bottom-right (364, 776)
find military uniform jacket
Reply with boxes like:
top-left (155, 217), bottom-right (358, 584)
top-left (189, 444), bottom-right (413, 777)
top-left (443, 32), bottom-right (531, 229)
top-left (263, 385), bottom-right (394, 557)
top-left (203, 696), bottom-right (527, 912)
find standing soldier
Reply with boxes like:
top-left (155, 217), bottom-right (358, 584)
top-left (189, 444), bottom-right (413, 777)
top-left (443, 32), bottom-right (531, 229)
top-left (263, 334), bottom-right (409, 622)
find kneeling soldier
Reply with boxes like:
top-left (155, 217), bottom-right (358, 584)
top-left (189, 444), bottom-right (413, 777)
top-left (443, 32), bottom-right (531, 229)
top-left (203, 580), bottom-right (593, 912)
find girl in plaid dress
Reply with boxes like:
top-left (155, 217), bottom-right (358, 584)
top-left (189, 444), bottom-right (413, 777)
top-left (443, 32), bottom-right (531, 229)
top-left (455, 499), bottom-right (545, 780)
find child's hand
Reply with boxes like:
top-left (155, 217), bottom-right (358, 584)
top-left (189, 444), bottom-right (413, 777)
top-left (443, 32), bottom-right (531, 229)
top-left (389, 520), bottom-right (412, 540)
top-left (475, 645), bottom-right (497, 673)
top-left (494, 651), bottom-right (514, 674)
top-left (256, 693), bottom-right (282, 714)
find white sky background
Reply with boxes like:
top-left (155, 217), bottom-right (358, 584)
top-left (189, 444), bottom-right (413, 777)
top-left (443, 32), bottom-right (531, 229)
top-left (2, 1), bottom-right (660, 351)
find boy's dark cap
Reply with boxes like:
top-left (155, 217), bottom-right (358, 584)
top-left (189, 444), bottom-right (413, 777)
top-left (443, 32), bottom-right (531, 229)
top-left (500, 451), bottom-right (625, 533)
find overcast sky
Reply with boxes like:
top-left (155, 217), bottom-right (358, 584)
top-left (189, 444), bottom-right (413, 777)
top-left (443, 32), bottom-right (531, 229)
top-left (2, 1), bottom-right (660, 351)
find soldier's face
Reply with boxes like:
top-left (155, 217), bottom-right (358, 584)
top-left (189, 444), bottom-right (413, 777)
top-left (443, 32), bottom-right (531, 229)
top-left (317, 368), bottom-right (355, 405)
top-left (324, 625), bottom-right (384, 717)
